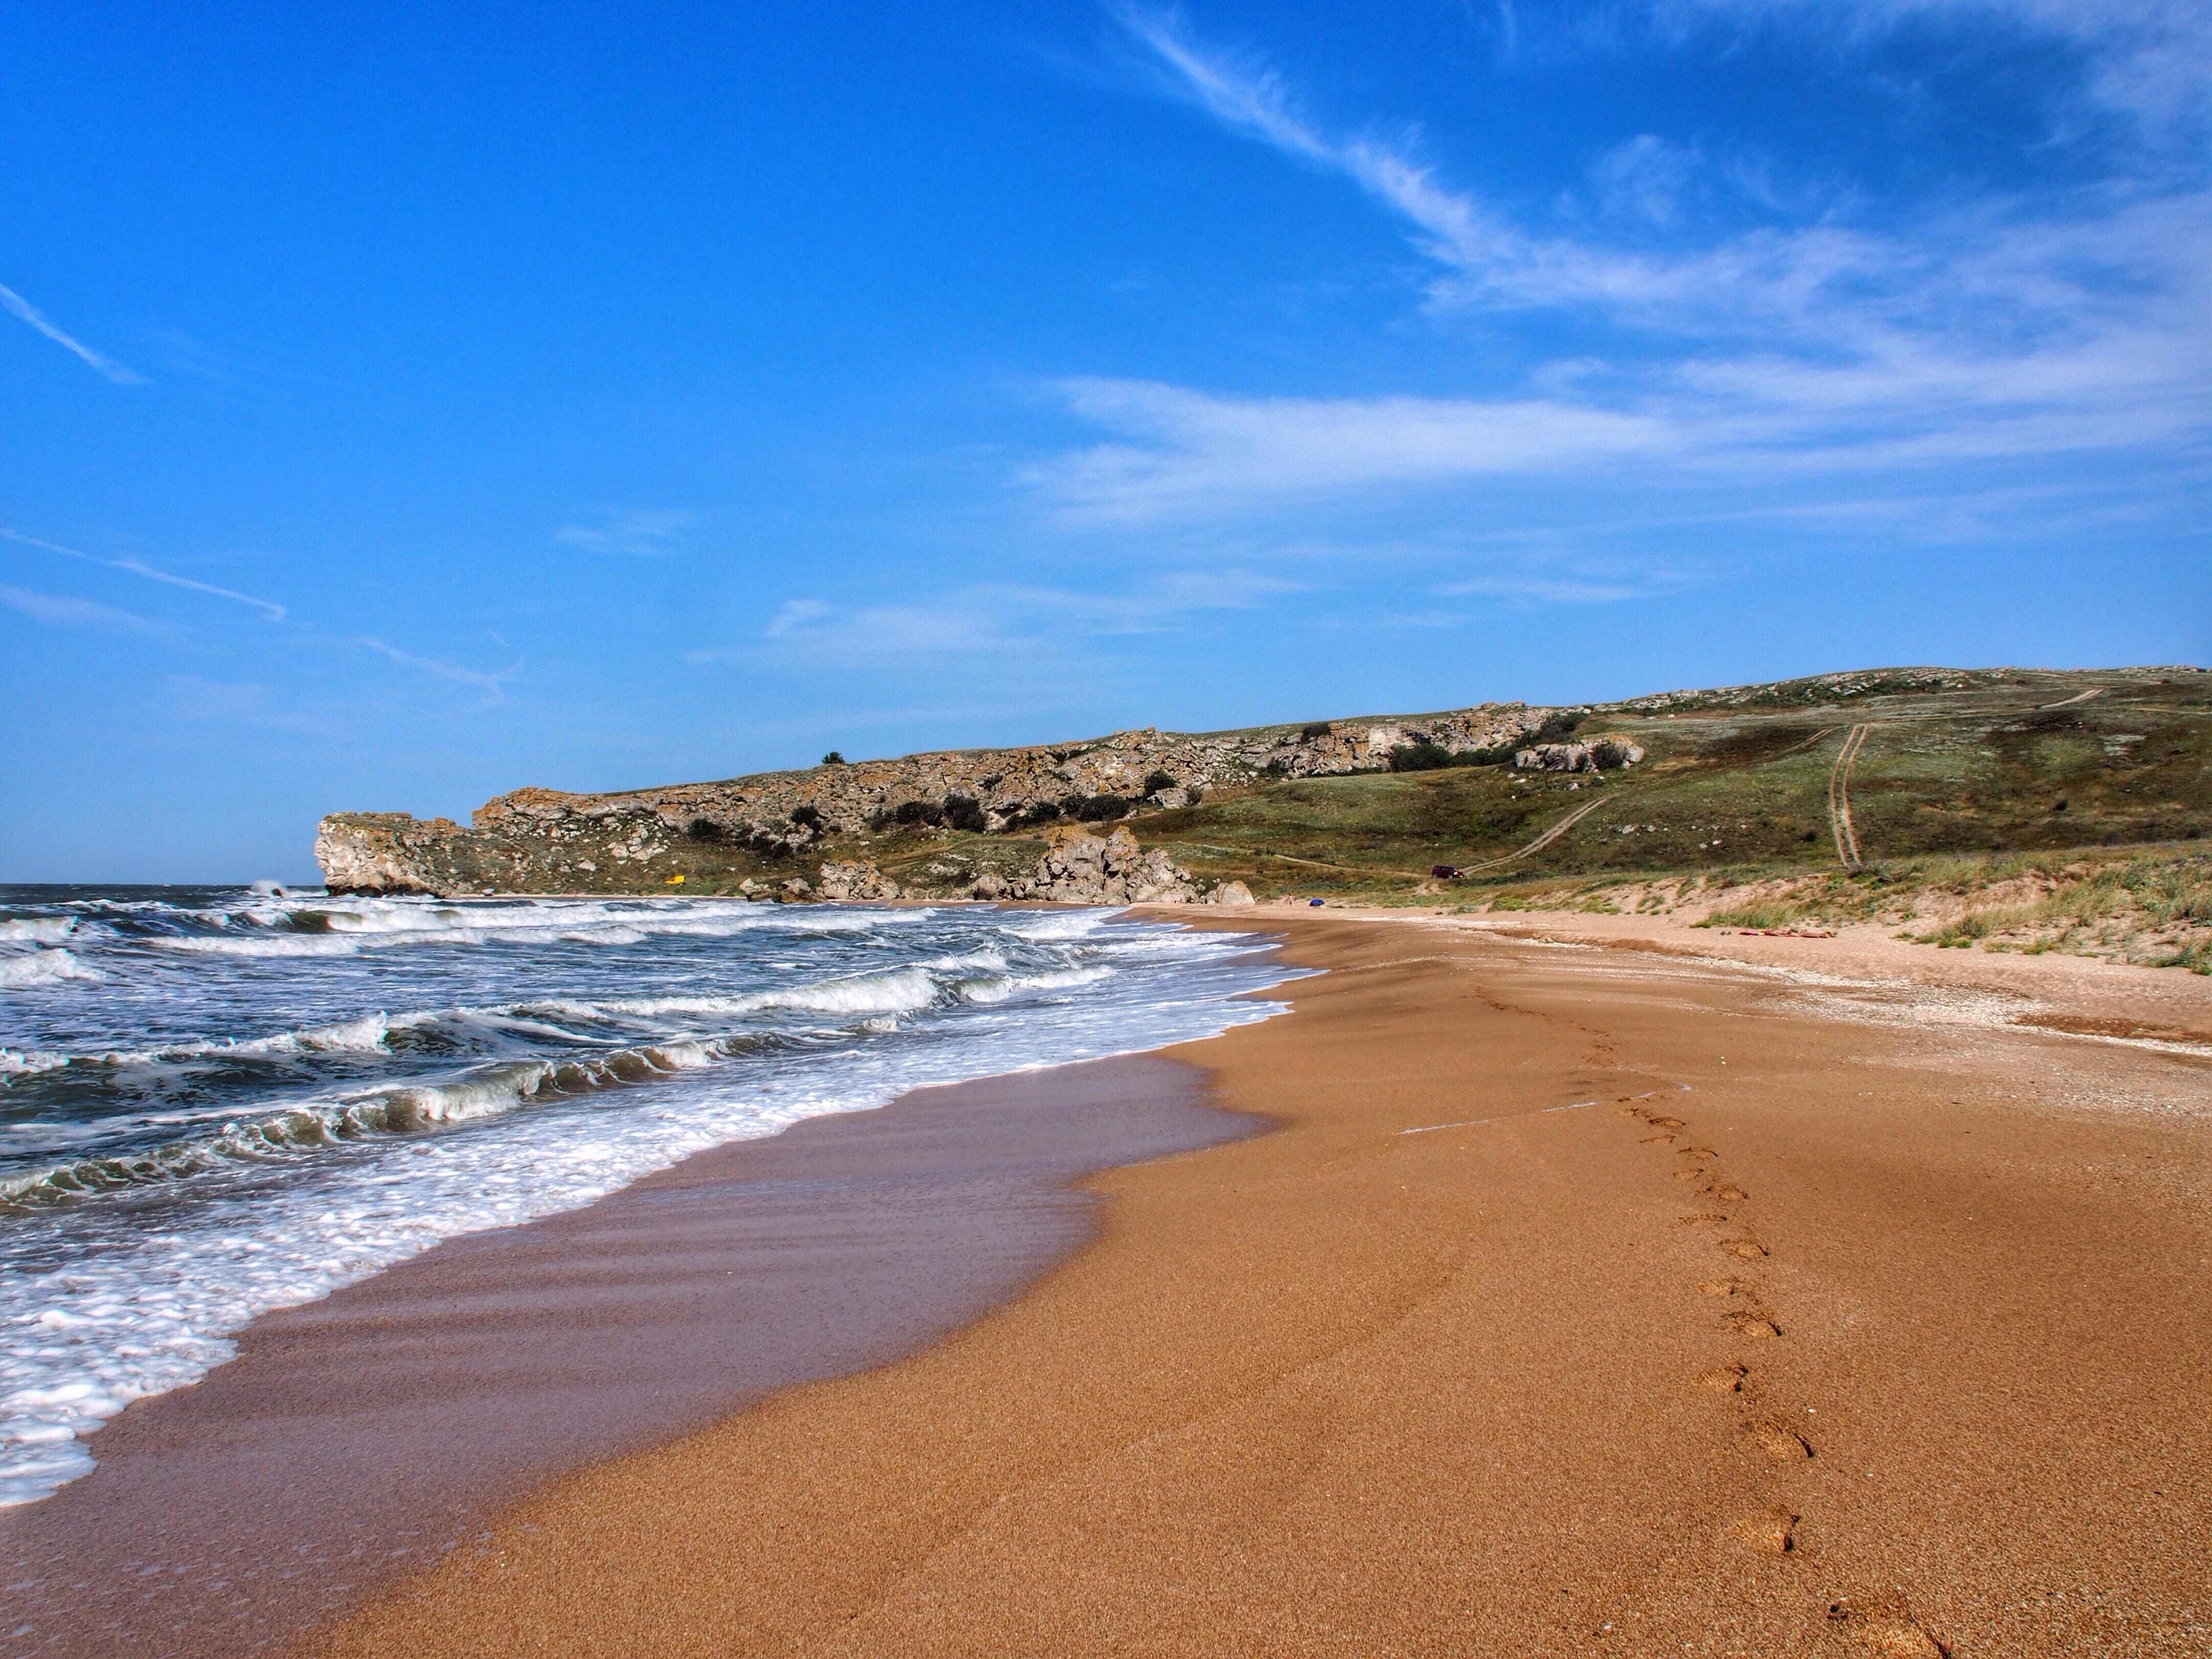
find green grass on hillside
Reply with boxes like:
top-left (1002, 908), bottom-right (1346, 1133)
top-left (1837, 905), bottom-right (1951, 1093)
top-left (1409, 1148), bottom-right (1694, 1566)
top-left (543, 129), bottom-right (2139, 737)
top-left (1120, 667), bottom-right (2211, 898)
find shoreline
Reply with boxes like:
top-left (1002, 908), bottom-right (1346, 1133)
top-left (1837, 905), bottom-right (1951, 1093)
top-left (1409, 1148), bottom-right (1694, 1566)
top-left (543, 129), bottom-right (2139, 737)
top-left (304, 909), bottom-right (2212, 1657)
top-left (0, 1048), bottom-right (1272, 1658)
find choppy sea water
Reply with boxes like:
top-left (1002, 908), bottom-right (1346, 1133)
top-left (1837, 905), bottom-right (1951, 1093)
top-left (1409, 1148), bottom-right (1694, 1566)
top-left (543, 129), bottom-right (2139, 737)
top-left (0, 885), bottom-right (1297, 1507)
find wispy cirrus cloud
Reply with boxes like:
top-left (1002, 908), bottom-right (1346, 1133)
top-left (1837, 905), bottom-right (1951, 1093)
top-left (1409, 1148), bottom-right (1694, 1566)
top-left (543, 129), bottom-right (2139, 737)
top-left (1437, 569), bottom-right (1695, 605)
top-left (1035, 378), bottom-right (1674, 522)
top-left (703, 571), bottom-right (1303, 669)
top-left (1, 529), bottom-right (288, 621)
top-left (160, 676), bottom-right (341, 736)
top-left (354, 637), bottom-right (521, 701)
top-left (1053, 10), bottom-right (2212, 531)
top-left (0, 283), bottom-right (145, 385)
top-left (1659, 0), bottom-right (2212, 140)
top-left (3, 525), bottom-right (520, 702)
top-left (554, 510), bottom-right (704, 556)
top-left (0, 583), bottom-right (171, 635)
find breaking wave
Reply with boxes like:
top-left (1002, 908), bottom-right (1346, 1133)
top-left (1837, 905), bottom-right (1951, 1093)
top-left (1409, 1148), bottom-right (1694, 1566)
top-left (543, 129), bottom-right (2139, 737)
top-left (0, 884), bottom-right (1301, 1507)
top-left (0, 1041), bottom-right (740, 1213)
top-left (0, 950), bottom-right (104, 988)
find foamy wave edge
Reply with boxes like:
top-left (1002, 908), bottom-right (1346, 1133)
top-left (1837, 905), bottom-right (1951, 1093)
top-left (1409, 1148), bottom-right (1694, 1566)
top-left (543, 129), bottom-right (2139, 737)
top-left (0, 1041), bottom-right (735, 1214)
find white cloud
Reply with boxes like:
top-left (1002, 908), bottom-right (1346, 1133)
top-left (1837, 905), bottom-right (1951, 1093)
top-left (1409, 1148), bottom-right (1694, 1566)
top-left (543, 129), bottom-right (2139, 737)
top-left (1662, 0), bottom-right (2212, 139)
top-left (0, 283), bottom-right (144, 385)
top-left (554, 510), bottom-right (703, 556)
top-left (1438, 571), bottom-right (1691, 605)
top-left (702, 574), bottom-right (1304, 669)
top-left (355, 637), bottom-right (520, 700)
top-left (1583, 135), bottom-right (1704, 227)
top-left (0, 583), bottom-right (170, 635)
top-left (1, 529), bottom-right (287, 621)
top-left (1061, 13), bottom-right (2212, 527)
top-left (764, 598), bottom-right (835, 638)
top-left (161, 676), bottom-right (339, 735)
top-left (1036, 378), bottom-right (1673, 522)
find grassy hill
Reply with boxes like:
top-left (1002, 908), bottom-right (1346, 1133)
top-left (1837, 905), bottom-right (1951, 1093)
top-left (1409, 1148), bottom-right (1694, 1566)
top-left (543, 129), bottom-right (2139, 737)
top-left (319, 663), bottom-right (2210, 968)
top-left (845, 664), bottom-right (2211, 969)
top-left (1121, 665), bottom-right (2209, 894)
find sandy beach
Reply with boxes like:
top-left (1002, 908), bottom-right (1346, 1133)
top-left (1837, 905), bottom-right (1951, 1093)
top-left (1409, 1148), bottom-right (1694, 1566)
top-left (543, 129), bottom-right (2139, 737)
top-left (270, 911), bottom-right (2212, 1658)
top-left (0, 1051), bottom-right (1260, 1656)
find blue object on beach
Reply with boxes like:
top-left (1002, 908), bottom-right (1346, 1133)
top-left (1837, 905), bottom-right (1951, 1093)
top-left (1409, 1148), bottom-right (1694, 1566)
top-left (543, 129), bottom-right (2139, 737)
top-left (1309, 898), bottom-right (1324, 907)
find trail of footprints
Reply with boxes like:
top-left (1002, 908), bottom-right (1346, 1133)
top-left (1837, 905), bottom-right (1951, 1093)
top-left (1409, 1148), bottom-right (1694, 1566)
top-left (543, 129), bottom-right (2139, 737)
top-left (1619, 1093), bottom-right (1952, 1659)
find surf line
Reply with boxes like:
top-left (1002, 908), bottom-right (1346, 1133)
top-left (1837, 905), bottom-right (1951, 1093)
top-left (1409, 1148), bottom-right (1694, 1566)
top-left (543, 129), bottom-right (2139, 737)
top-left (1400, 1079), bottom-right (1693, 1136)
top-left (1400, 1100), bottom-right (1597, 1136)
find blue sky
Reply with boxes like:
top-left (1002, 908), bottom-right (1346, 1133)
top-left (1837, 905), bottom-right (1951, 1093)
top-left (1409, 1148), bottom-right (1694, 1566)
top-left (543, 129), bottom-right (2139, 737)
top-left (3, 1), bottom-right (2205, 881)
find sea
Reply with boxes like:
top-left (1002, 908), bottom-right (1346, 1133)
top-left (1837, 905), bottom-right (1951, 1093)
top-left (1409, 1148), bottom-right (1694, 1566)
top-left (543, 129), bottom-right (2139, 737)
top-left (0, 884), bottom-right (1297, 1508)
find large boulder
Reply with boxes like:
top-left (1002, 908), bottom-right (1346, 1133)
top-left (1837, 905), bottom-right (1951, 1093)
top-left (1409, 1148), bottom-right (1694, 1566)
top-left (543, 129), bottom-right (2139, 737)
top-left (1206, 880), bottom-right (1256, 907)
top-left (1029, 826), bottom-right (1198, 905)
top-left (816, 859), bottom-right (901, 901)
top-left (1514, 740), bottom-right (1644, 774)
top-left (314, 813), bottom-right (463, 895)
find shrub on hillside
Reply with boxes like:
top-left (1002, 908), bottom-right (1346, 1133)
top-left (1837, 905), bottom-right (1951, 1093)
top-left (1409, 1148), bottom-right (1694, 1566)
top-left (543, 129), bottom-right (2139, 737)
top-left (1388, 741), bottom-right (1456, 772)
top-left (1071, 794), bottom-right (1132, 822)
top-left (942, 794), bottom-right (988, 833)
top-left (872, 799), bottom-right (946, 831)
top-left (1143, 770), bottom-right (1178, 796)
top-left (1300, 722), bottom-right (1333, 741)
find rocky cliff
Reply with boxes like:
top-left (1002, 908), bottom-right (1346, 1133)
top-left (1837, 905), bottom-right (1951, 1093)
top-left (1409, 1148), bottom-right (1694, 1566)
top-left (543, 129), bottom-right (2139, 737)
top-left (315, 702), bottom-right (1550, 899)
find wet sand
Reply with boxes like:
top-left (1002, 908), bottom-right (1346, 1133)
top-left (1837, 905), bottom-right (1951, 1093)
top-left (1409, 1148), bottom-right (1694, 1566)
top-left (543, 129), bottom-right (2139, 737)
top-left (0, 1055), bottom-right (1254, 1657)
top-left (300, 914), bottom-right (2212, 1657)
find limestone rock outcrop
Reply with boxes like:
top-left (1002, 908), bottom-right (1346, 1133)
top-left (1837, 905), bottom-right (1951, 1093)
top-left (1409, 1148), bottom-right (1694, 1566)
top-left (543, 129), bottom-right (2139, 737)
top-left (1514, 740), bottom-right (1645, 774)
top-left (1206, 880), bottom-right (1256, 907)
top-left (815, 860), bottom-right (901, 902)
top-left (313, 699), bottom-right (1552, 897)
top-left (315, 814), bottom-right (468, 895)
top-left (1012, 827), bottom-right (1199, 905)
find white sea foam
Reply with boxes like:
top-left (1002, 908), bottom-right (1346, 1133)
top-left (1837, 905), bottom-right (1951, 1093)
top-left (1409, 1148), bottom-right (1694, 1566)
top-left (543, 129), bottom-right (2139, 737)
top-left (0, 1048), bottom-right (70, 1081)
top-left (0, 896), bottom-right (1302, 1506)
top-left (0, 950), bottom-right (105, 988)
top-left (0, 918), bottom-right (82, 945)
top-left (954, 965), bottom-right (1113, 1003)
top-left (151, 899), bottom-right (808, 958)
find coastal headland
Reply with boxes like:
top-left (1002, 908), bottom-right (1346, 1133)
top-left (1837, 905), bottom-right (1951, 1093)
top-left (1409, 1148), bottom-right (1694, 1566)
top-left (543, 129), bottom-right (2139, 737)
top-left (271, 908), bottom-right (2212, 1657)
top-left (310, 662), bottom-right (2212, 975)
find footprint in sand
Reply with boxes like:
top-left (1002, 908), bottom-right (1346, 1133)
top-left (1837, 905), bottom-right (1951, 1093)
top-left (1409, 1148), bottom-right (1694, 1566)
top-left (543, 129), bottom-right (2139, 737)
top-left (1730, 1506), bottom-right (1799, 1556)
top-left (1677, 1146), bottom-right (1718, 1161)
top-left (1720, 1236), bottom-right (1770, 1261)
top-left (1727, 1311), bottom-right (1783, 1339)
top-left (1678, 1213), bottom-right (1732, 1230)
top-left (1826, 1602), bottom-right (1950, 1657)
top-left (1699, 1277), bottom-right (1748, 1298)
top-left (1647, 1116), bottom-right (1686, 1130)
top-left (1711, 1183), bottom-right (1748, 1203)
top-left (1698, 1363), bottom-right (1749, 1394)
top-left (1747, 1420), bottom-right (1813, 1460)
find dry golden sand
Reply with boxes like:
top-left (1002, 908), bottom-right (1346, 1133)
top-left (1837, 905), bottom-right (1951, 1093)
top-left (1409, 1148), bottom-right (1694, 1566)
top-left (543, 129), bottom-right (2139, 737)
top-left (303, 916), bottom-right (2212, 1657)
